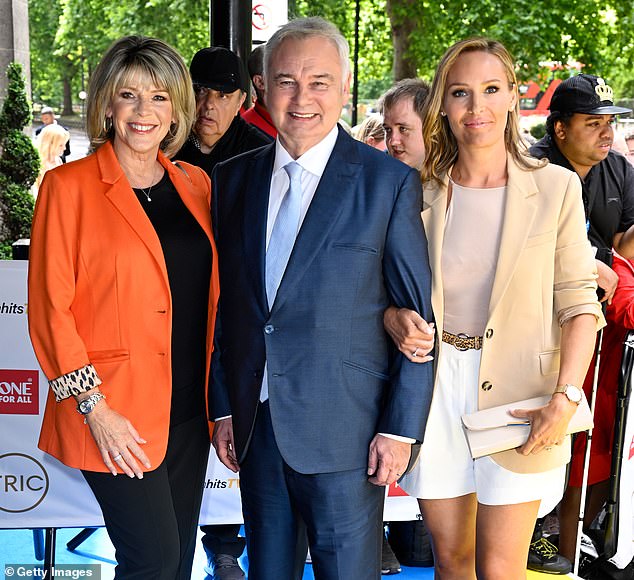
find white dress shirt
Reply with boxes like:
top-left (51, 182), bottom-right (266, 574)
top-left (260, 125), bottom-right (339, 402)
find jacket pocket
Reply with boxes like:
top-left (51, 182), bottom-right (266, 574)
top-left (343, 360), bottom-right (390, 380)
top-left (87, 349), bottom-right (130, 364)
top-left (539, 349), bottom-right (560, 375)
top-left (332, 243), bottom-right (379, 255)
top-left (525, 230), bottom-right (555, 248)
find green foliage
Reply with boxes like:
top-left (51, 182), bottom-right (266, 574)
top-left (0, 63), bottom-right (38, 257)
top-left (0, 176), bottom-right (35, 240)
top-left (529, 123), bottom-right (547, 140)
top-left (28, 0), bottom-right (634, 112)
top-left (29, 0), bottom-right (210, 113)
top-left (0, 63), bottom-right (32, 138)
top-left (0, 131), bottom-right (41, 187)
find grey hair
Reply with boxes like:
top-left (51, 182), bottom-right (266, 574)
top-left (263, 17), bottom-right (350, 82)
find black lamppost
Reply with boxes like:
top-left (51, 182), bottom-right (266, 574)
top-left (351, 0), bottom-right (360, 127)
top-left (210, 0), bottom-right (252, 65)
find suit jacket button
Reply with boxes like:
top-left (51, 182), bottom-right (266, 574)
top-left (485, 328), bottom-right (493, 338)
top-left (264, 324), bottom-right (274, 335)
top-left (481, 381), bottom-right (492, 391)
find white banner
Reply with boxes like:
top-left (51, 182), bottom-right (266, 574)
top-left (0, 261), bottom-right (417, 529)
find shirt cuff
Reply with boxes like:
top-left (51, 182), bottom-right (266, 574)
top-left (214, 415), bottom-right (232, 422)
top-left (49, 364), bottom-right (102, 402)
top-left (379, 432), bottom-right (417, 444)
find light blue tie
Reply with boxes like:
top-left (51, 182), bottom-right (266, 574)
top-left (266, 161), bottom-right (303, 308)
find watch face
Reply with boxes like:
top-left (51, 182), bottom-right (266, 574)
top-left (566, 385), bottom-right (583, 403)
top-left (79, 399), bottom-right (93, 414)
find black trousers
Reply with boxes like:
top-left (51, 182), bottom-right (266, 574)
top-left (82, 414), bottom-right (210, 580)
top-left (200, 523), bottom-right (245, 559)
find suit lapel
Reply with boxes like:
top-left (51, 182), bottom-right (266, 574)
top-left (98, 142), bottom-right (168, 280)
top-left (422, 176), bottom-right (449, 338)
top-left (242, 145), bottom-right (275, 315)
top-left (271, 129), bottom-right (360, 314)
top-left (488, 157), bottom-right (539, 317)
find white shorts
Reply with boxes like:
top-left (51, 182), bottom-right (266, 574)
top-left (399, 344), bottom-right (566, 518)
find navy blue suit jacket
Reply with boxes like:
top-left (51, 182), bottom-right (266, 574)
top-left (211, 126), bottom-right (434, 474)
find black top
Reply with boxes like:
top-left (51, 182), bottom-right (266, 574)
top-left (530, 135), bottom-right (634, 254)
top-left (133, 171), bottom-right (212, 426)
top-left (175, 114), bottom-right (272, 178)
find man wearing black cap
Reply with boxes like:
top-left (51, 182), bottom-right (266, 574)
top-left (176, 46), bottom-right (272, 178)
top-left (176, 46), bottom-right (271, 580)
top-left (529, 74), bottom-right (634, 573)
top-left (530, 74), bottom-right (634, 303)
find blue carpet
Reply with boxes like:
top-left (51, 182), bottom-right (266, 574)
top-left (0, 527), bottom-right (435, 579)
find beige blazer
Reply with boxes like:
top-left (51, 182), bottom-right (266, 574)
top-left (422, 156), bottom-right (604, 473)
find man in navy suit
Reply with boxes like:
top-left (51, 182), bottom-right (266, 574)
top-left (210, 17), bottom-right (434, 580)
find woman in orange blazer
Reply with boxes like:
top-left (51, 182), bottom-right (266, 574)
top-left (28, 36), bottom-right (219, 579)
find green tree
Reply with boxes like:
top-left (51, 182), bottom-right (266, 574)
top-left (0, 63), bottom-right (38, 259)
top-left (29, 0), bottom-right (210, 116)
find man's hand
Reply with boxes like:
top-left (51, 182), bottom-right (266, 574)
top-left (595, 258), bottom-right (618, 304)
top-left (367, 434), bottom-right (411, 486)
top-left (212, 417), bottom-right (239, 473)
top-left (383, 307), bottom-right (435, 363)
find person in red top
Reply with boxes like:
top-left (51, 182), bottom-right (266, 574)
top-left (241, 44), bottom-right (277, 138)
top-left (560, 252), bottom-right (634, 560)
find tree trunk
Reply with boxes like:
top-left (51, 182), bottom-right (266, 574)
top-left (61, 57), bottom-right (75, 116)
top-left (62, 76), bottom-right (73, 116)
top-left (386, 0), bottom-right (418, 81)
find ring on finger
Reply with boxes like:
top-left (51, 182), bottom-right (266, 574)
top-left (112, 453), bottom-right (123, 462)
top-left (412, 348), bottom-right (420, 357)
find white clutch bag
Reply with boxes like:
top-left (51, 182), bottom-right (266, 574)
top-left (461, 394), bottom-right (593, 459)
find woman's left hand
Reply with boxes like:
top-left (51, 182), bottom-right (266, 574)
top-left (509, 394), bottom-right (577, 455)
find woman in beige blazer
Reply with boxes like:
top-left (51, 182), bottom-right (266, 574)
top-left (385, 38), bottom-right (603, 578)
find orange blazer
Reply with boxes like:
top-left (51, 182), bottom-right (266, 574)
top-left (28, 141), bottom-right (220, 472)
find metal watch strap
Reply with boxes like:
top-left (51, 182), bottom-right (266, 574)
top-left (76, 392), bottom-right (106, 415)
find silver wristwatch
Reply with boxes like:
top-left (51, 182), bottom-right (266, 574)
top-left (76, 392), bottom-right (106, 415)
top-left (553, 384), bottom-right (583, 405)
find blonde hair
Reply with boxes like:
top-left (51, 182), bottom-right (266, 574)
top-left (86, 35), bottom-right (195, 158)
top-left (35, 124), bottom-right (70, 188)
top-left (353, 114), bottom-right (385, 145)
top-left (423, 37), bottom-right (538, 185)
top-left (37, 124), bottom-right (69, 165)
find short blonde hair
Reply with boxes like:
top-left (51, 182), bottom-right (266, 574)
top-left (86, 35), bottom-right (195, 158)
top-left (37, 124), bottom-right (70, 165)
top-left (423, 37), bottom-right (537, 185)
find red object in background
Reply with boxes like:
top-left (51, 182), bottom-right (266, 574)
top-left (519, 78), bottom-right (562, 116)
top-left (0, 369), bottom-right (39, 415)
top-left (388, 481), bottom-right (409, 497)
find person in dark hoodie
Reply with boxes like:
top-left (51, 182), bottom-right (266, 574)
top-left (176, 46), bottom-right (272, 179)
top-left (175, 46), bottom-right (271, 580)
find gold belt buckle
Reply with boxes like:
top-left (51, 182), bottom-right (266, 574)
top-left (456, 332), bottom-right (471, 351)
